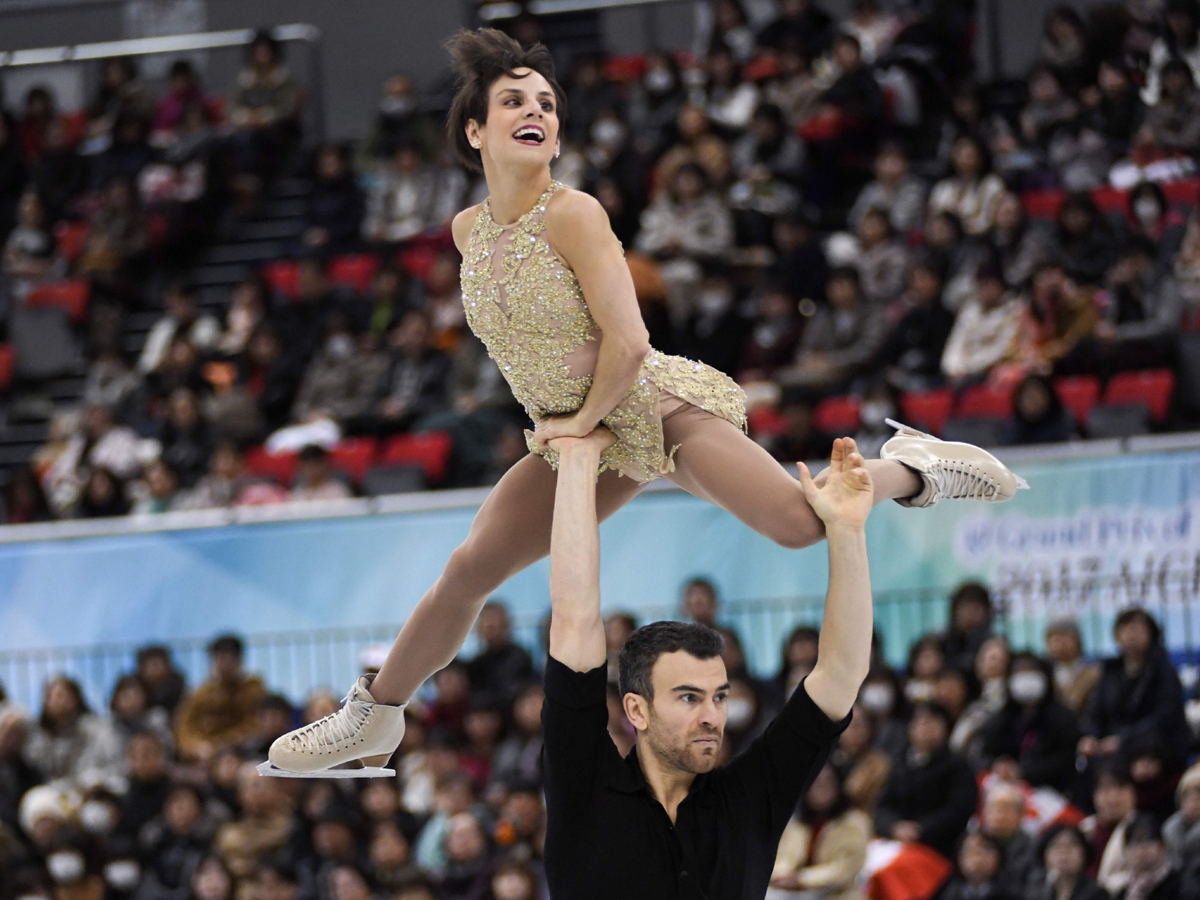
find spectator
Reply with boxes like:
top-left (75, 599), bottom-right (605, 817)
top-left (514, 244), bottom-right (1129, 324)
top-left (992, 191), bottom-right (1052, 292)
top-left (674, 263), bottom-right (749, 376)
top-left (435, 812), bottom-right (491, 898)
top-left (769, 207), bottom-right (829, 307)
top-left (981, 781), bottom-right (1040, 892)
top-left (905, 635), bottom-right (946, 705)
top-left (140, 784), bottom-right (221, 900)
top-left (368, 309), bottom-right (452, 435)
top-left (465, 601), bottom-right (534, 710)
top-left (779, 267), bottom-right (888, 392)
top-left (229, 30), bottom-right (300, 182)
top-left (731, 102), bottom-right (804, 183)
top-left (604, 612), bottom-right (638, 682)
top-left (1082, 60), bottom-right (1145, 164)
top-left (370, 73), bottom-right (440, 161)
top-left (952, 636), bottom-right (1011, 761)
top-left (1038, 6), bottom-right (1091, 92)
top-left (215, 274), bottom-right (269, 357)
top-left (29, 118), bottom-right (87, 225)
top-left (1138, 57), bottom-right (1200, 158)
top-left (490, 683), bottom-right (544, 790)
top-left (830, 704), bottom-right (892, 811)
top-left (880, 255), bottom-right (955, 391)
top-left (0, 112), bottom-right (25, 241)
top-left (2, 187), bottom-right (55, 302)
top-left (874, 702), bottom-right (979, 859)
top-left (757, 0), bottom-right (833, 55)
top-left (848, 141), bottom-right (927, 236)
top-left (1083, 765), bottom-right (1139, 894)
top-left (78, 466), bottom-right (130, 518)
top-left (287, 445), bottom-right (350, 502)
top-left (213, 763), bottom-right (293, 889)
top-left (982, 651), bottom-right (1081, 793)
top-left (278, 260), bottom-right (334, 376)
top-left (1043, 620), bottom-right (1101, 718)
top-left (1142, 1), bottom-right (1200, 106)
top-left (0, 468), bottom-right (51, 525)
top-left (942, 582), bottom-right (996, 673)
top-left (299, 144), bottom-right (364, 258)
top-left (707, 0), bottom-right (758, 62)
top-left (767, 388), bottom-right (834, 463)
top-left (235, 324), bottom-right (302, 433)
top-left (941, 831), bottom-right (1016, 900)
top-left (363, 142), bottom-right (436, 246)
top-left (738, 279), bottom-right (803, 380)
top-left (174, 634), bottom-right (266, 764)
top-left (82, 351), bottom-right (142, 419)
top-left (776, 624), bottom-right (821, 700)
top-left (83, 58), bottom-right (153, 153)
top-left (1169, 777), bottom-right (1200, 900)
top-left (928, 135), bottom-right (1006, 237)
top-left (1019, 262), bottom-right (1102, 372)
top-left (769, 763), bottom-right (870, 899)
top-left (23, 676), bottom-right (119, 785)
top-left (762, 42), bottom-right (823, 131)
top-left (925, 210), bottom-right (987, 312)
top-left (153, 60), bottom-right (213, 137)
top-left (293, 318), bottom-right (388, 427)
top-left (135, 645), bottom-right (186, 715)
top-left (855, 207), bottom-right (910, 306)
top-left (563, 53), bottom-right (620, 147)
top-left (1126, 183), bottom-right (1186, 278)
top-left (78, 175), bottom-right (146, 298)
top-left (0, 706), bottom-right (37, 828)
top-left (1019, 66), bottom-right (1080, 160)
top-left (1080, 609), bottom-right (1189, 772)
top-left (1031, 824), bottom-right (1110, 900)
top-left (941, 262), bottom-right (1024, 384)
top-left (138, 282), bottom-right (219, 375)
top-left (158, 389), bottom-right (214, 488)
top-left (1116, 815), bottom-right (1180, 900)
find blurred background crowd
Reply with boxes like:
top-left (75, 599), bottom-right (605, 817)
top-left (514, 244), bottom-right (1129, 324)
top-left (2, 581), bottom-right (1200, 900)
top-left (5, 0), bottom-right (1200, 521)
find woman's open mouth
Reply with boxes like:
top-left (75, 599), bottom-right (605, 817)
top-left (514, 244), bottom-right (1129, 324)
top-left (512, 125), bottom-right (546, 146)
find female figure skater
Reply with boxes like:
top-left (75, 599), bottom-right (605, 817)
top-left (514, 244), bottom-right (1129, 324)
top-left (263, 29), bottom-right (1024, 777)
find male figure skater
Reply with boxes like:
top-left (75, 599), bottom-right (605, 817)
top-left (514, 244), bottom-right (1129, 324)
top-left (540, 427), bottom-right (876, 899)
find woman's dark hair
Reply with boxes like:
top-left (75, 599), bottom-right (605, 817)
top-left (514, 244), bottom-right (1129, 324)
top-left (958, 829), bottom-right (1005, 868)
top-left (949, 581), bottom-right (992, 633)
top-left (1129, 180), bottom-right (1168, 218)
top-left (40, 676), bottom-right (89, 731)
top-left (1057, 190), bottom-right (1102, 235)
top-left (1113, 607), bottom-right (1162, 645)
top-left (445, 28), bottom-right (568, 174)
top-left (618, 621), bottom-right (723, 700)
top-left (1037, 823), bottom-right (1093, 868)
top-left (951, 133), bottom-right (993, 178)
top-left (1046, 4), bottom-right (1086, 39)
top-left (907, 634), bottom-right (945, 678)
top-left (1125, 812), bottom-right (1166, 845)
top-left (798, 763), bottom-right (854, 825)
top-left (109, 674), bottom-right (146, 714)
top-left (248, 29), bottom-right (282, 64)
top-left (860, 206), bottom-right (895, 239)
top-left (778, 625), bottom-right (820, 681)
top-left (1013, 373), bottom-right (1066, 429)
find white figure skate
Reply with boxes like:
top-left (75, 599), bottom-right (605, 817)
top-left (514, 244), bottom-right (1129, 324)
top-left (257, 674), bottom-right (406, 779)
top-left (880, 419), bottom-right (1029, 508)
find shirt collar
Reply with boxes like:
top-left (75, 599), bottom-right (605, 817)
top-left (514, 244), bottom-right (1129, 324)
top-left (605, 745), bottom-right (716, 808)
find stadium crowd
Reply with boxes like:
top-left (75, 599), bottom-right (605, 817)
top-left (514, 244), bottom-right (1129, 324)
top-left (0, 582), bottom-right (1198, 900)
top-left (5, 0), bottom-right (1200, 520)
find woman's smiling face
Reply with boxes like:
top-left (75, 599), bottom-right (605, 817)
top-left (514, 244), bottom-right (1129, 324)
top-left (470, 68), bottom-right (560, 171)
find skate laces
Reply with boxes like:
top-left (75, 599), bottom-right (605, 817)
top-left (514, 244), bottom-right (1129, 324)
top-left (929, 461), bottom-right (998, 500)
top-left (287, 687), bottom-right (371, 753)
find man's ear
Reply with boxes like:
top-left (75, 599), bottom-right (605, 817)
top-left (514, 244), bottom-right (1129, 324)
top-left (623, 693), bottom-right (650, 732)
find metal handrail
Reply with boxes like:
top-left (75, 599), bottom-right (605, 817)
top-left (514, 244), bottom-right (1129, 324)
top-left (478, 0), bottom-right (679, 21)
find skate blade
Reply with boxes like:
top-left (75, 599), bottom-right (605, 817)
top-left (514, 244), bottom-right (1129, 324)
top-left (256, 760), bottom-right (395, 779)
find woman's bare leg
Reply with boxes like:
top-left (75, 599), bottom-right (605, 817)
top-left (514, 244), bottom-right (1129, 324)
top-left (663, 406), bottom-right (920, 550)
top-left (369, 454), bottom-right (644, 704)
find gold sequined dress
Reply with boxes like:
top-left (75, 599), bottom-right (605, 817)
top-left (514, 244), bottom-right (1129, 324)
top-left (460, 180), bottom-right (747, 483)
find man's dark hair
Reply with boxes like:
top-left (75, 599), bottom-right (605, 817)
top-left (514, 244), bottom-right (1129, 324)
top-left (827, 265), bottom-right (861, 288)
top-left (683, 577), bottom-right (717, 601)
top-left (1125, 812), bottom-right (1165, 845)
top-left (445, 27), bottom-right (568, 174)
top-left (949, 581), bottom-right (992, 620)
top-left (208, 634), bottom-right (245, 658)
top-left (911, 700), bottom-right (954, 732)
top-left (618, 621), bottom-right (724, 700)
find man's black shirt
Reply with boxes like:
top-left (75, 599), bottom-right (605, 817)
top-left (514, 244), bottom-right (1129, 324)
top-left (541, 655), bottom-right (849, 900)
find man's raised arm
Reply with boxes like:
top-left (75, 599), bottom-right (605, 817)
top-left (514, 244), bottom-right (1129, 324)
top-left (799, 438), bottom-right (876, 721)
top-left (546, 429), bottom-right (615, 673)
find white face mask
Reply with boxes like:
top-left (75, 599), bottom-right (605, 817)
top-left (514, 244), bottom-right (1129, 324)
top-left (104, 861), bottom-right (142, 891)
top-left (904, 679), bottom-right (936, 703)
top-left (1133, 197), bottom-right (1162, 224)
top-left (590, 119), bottom-right (626, 150)
top-left (697, 290), bottom-right (731, 316)
top-left (79, 800), bottom-right (118, 834)
top-left (380, 95), bottom-right (416, 117)
top-left (492, 873), bottom-right (530, 900)
top-left (726, 697), bottom-right (756, 730)
top-left (47, 852), bottom-right (86, 884)
top-left (17, 894), bottom-right (51, 900)
top-left (1009, 671), bottom-right (1047, 704)
top-left (860, 683), bottom-right (894, 714)
top-left (645, 68), bottom-right (675, 95)
top-left (860, 401), bottom-right (893, 428)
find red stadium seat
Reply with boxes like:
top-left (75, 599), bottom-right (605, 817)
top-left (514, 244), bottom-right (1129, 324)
top-left (262, 260), bottom-right (301, 299)
top-left (26, 279), bottom-right (90, 324)
top-left (1103, 369), bottom-right (1175, 423)
top-left (602, 54), bottom-right (648, 82)
top-left (326, 253), bottom-right (380, 295)
top-left (1054, 376), bottom-right (1101, 427)
top-left (814, 395), bottom-right (861, 434)
top-left (328, 437), bottom-right (379, 485)
top-left (747, 405), bottom-right (787, 438)
top-left (54, 221), bottom-right (89, 264)
top-left (0, 344), bottom-right (14, 390)
top-left (381, 431), bottom-right (453, 484)
top-left (397, 244), bottom-right (437, 283)
top-left (899, 388), bottom-right (954, 435)
top-left (244, 446), bottom-right (300, 486)
top-left (956, 382), bottom-right (1015, 420)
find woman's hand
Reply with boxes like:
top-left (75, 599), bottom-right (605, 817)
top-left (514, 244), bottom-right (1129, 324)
top-left (532, 414), bottom-right (594, 452)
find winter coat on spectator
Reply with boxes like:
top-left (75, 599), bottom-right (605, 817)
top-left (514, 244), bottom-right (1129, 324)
top-left (857, 240), bottom-right (911, 306)
top-left (362, 163), bottom-right (437, 244)
top-left (980, 698), bottom-right (1081, 794)
top-left (848, 175), bottom-right (928, 235)
top-left (30, 143), bottom-right (87, 224)
top-left (304, 174), bottom-right (364, 253)
top-left (1113, 868), bottom-right (1181, 900)
top-left (1104, 269), bottom-right (1184, 342)
top-left (635, 191), bottom-right (734, 261)
top-left (376, 346), bottom-right (452, 424)
top-left (941, 293), bottom-right (1023, 380)
top-left (771, 808), bottom-right (871, 900)
top-left (466, 642), bottom-right (535, 711)
top-left (1163, 809), bottom-right (1200, 873)
top-left (230, 65), bottom-right (299, 128)
top-left (174, 673), bottom-right (266, 761)
top-left (929, 173), bottom-right (1006, 237)
top-left (138, 314), bottom-right (219, 374)
top-left (1054, 659), bottom-right (1102, 718)
top-left (1027, 873), bottom-right (1110, 900)
top-left (784, 300), bottom-right (891, 386)
top-left (993, 219), bottom-right (1053, 291)
top-left (1085, 86), bottom-right (1145, 160)
top-left (293, 344), bottom-right (389, 425)
top-left (998, 829), bottom-right (1041, 895)
top-left (874, 745), bottom-right (979, 859)
top-left (1083, 646), bottom-right (1190, 766)
top-left (24, 711), bottom-right (123, 785)
top-left (120, 769), bottom-right (172, 837)
top-left (1142, 86), bottom-right (1200, 154)
top-left (764, 69), bottom-right (825, 130)
top-left (1085, 813), bottom-right (1134, 895)
top-left (881, 296), bottom-right (955, 383)
top-left (939, 877), bottom-right (1017, 900)
top-left (1141, 37), bottom-right (1200, 106)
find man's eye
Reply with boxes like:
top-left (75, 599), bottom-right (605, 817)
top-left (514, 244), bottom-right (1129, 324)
top-left (715, 694), bottom-right (728, 704)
